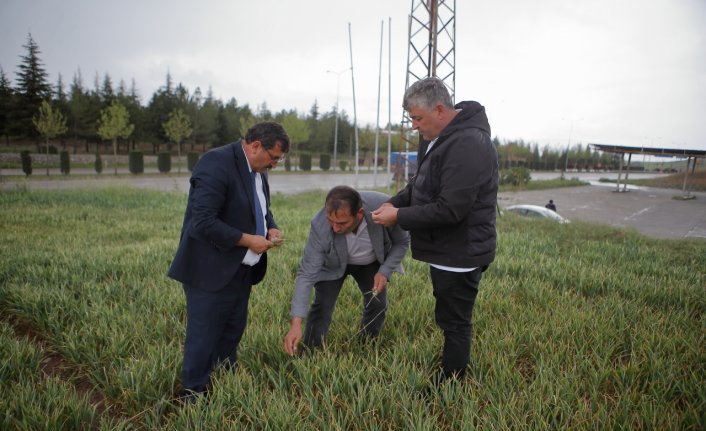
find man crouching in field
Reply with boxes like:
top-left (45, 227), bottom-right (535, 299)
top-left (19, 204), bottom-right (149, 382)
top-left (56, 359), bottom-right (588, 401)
top-left (283, 186), bottom-right (409, 356)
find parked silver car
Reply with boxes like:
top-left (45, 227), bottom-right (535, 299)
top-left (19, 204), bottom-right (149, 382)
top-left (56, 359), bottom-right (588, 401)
top-left (504, 204), bottom-right (570, 224)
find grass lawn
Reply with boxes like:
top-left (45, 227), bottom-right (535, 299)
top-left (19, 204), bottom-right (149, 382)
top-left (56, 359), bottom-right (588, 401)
top-left (1, 187), bottom-right (704, 429)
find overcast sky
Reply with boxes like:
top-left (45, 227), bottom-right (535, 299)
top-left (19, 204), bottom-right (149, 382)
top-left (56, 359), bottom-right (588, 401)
top-left (1, 0), bottom-right (705, 151)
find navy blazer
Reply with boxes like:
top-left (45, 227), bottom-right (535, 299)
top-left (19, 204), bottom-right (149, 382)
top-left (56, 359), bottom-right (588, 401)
top-left (168, 141), bottom-right (275, 291)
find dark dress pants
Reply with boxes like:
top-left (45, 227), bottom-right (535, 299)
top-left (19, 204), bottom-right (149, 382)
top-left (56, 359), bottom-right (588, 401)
top-left (181, 265), bottom-right (253, 391)
top-left (303, 261), bottom-right (386, 348)
top-left (430, 265), bottom-right (483, 379)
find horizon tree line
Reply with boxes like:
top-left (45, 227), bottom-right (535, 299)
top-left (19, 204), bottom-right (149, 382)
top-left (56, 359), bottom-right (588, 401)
top-left (0, 33), bottom-right (623, 170)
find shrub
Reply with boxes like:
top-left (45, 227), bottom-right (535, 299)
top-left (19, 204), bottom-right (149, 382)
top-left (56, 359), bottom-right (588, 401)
top-left (94, 152), bottom-right (103, 174)
top-left (338, 160), bottom-right (348, 172)
top-left (20, 151), bottom-right (32, 176)
top-left (284, 157), bottom-right (291, 172)
top-left (187, 152), bottom-right (200, 172)
top-left (59, 151), bottom-right (70, 175)
top-left (158, 152), bottom-right (171, 173)
top-left (319, 154), bottom-right (331, 171)
top-left (299, 154), bottom-right (312, 171)
top-left (129, 151), bottom-right (144, 174)
top-left (500, 167), bottom-right (531, 187)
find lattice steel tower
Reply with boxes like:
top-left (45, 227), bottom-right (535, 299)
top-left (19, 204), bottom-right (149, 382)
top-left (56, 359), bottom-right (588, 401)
top-left (405, 0), bottom-right (456, 101)
top-left (398, 0), bottom-right (456, 179)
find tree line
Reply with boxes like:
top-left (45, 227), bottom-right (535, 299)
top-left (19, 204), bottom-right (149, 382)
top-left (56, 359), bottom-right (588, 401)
top-left (1, 33), bottom-right (622, 171)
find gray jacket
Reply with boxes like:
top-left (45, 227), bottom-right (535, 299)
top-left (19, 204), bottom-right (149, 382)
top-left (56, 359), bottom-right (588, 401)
top-left (289, 191), bottom-right (410, 318)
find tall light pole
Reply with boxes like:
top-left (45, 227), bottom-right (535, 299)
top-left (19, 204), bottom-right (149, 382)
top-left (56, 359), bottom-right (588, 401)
top-left (562, 122), bottom-right (573, 178)
top-left (348, 22), bottom-right (360, 183)
top-left (326, 68), bottom-right (350, 171)
top-left (561, 118), bottom-right (583, 178)
top-left (374, 20), bottom-right (384, 187)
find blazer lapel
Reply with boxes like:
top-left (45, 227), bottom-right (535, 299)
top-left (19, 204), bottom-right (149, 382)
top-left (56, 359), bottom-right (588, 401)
top-left (233, 141), bottom-right (258, 218)
top-left (333, 233), bottom-right (348, 265)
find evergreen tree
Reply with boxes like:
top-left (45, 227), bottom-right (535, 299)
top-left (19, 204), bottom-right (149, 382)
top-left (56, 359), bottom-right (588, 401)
top-left (13, 33), bottom-right (52, 140)
top-left (117, 78), bottom-right (143, 150)
top-left (193, 88), bottom-right (220, 150)
top-left (216, 105), bottom-right (229, 146)
top-left (100, 73), bottom-right (115, 107)
top-left (257, 102), bottom-right (272, 120)
top-left (146, 73), bottom-right (181, 151)
top-left (0, 68), bottom-right (14, 144)
top-left (219, 98), bottom-right (251, 144)
top-left (54, 74), bottom-right (69, 149)
top-left (309, 100), bottom-right (319, 121)
top-left (306, 100), bottom-right (320, 151)
top-left (185, 86), bottom-right (202, 151)
top-left (67, 70), bottom-right (96, 148)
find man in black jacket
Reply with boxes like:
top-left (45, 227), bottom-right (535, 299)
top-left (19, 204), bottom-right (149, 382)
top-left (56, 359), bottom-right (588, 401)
top-left (372, 77), bottom-right (498, 381)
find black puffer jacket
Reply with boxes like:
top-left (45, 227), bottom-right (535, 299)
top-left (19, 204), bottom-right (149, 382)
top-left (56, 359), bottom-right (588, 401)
top-left (389, 101), bottom-right (498, 268)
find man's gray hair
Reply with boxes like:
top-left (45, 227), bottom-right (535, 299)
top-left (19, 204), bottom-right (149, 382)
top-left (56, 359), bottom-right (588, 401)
top-left (402, 77), bottom-right (454, 111)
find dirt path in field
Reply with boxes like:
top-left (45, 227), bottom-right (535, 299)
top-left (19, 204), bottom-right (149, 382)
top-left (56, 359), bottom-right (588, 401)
top-left (2, 314), bottom-right (112, 428)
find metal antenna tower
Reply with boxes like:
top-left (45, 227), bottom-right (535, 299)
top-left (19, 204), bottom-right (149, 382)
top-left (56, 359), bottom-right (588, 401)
top-left (398, 0), bottom-right (456, 181)
top-left (405, 0), bottom-right (456, 100)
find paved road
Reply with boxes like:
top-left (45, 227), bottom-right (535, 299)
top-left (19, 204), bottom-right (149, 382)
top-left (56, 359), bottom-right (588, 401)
top-left (499, 181), bottom-right (706, 240)
top-left (0, 171), bottom-right (396, 195)
top-left (2, 171), bottom-right (703, 240)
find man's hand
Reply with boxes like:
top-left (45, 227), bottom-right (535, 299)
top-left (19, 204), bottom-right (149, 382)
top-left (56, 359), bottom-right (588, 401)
top-left (284, 317), bottom-right (303, 356)
top-left (238, 233), bottom-right (273, 254)
top-left (268, 228), bottom-right (284, 247)
top-left (372, 272), bottom-right (388, 296)
top-left (371, 203), bottom-right (398, 227)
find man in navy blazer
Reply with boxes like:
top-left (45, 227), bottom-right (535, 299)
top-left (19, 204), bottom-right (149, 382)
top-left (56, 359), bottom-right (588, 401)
top-left (168, 122), bottom-right (289, 401)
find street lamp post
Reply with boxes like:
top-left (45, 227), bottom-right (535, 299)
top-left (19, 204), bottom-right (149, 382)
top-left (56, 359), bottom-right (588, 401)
top-left (561, 118), bottom-right (583, 179)
top-left (562, 122), bottom-right (573, 178)
top-left (326, 68), bottom-right (350, 171)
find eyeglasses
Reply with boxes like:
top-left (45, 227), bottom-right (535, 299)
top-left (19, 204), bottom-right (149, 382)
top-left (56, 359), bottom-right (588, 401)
top-left (265, 148), bottom-right (286, 164)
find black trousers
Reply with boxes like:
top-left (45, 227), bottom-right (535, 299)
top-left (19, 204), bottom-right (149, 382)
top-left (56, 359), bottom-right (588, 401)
top-left (430, 265), bottom-right (484, 379)
top-left (181, 265), bottom-right (253, 391)
top-left (303, 261), bottom-right (386, 348)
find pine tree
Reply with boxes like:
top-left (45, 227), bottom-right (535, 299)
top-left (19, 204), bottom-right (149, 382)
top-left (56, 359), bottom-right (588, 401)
top-left (14, 33), bottom-right (52, 140)
top-left (54, 74), bottom-right (69, 149)
top-left (100, 73), bottom-right (114, 107)
top-left (0, 68), bottom-right (14, 144)
top-left (67, 70), bottom-right (100, 149)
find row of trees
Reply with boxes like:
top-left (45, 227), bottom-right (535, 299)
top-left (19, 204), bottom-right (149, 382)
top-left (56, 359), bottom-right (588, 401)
top-left (1, 33), bottom-right (623, 172)
top-left (495, 138), bottom-right (624, 171)
top-left (0, 34), bottom-right (359, 161)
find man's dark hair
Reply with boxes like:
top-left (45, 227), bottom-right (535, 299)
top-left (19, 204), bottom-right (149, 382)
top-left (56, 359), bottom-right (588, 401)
top-left (403, 77), bottom-right (454, 111)
top-left (245, 122), bottom-right (290, 152)
top-left (325, 185), bottom-right (362, 215)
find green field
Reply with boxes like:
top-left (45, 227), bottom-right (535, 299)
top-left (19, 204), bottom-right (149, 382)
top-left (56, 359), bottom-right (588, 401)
top-left (1, 188), bottom-right (704, 430)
